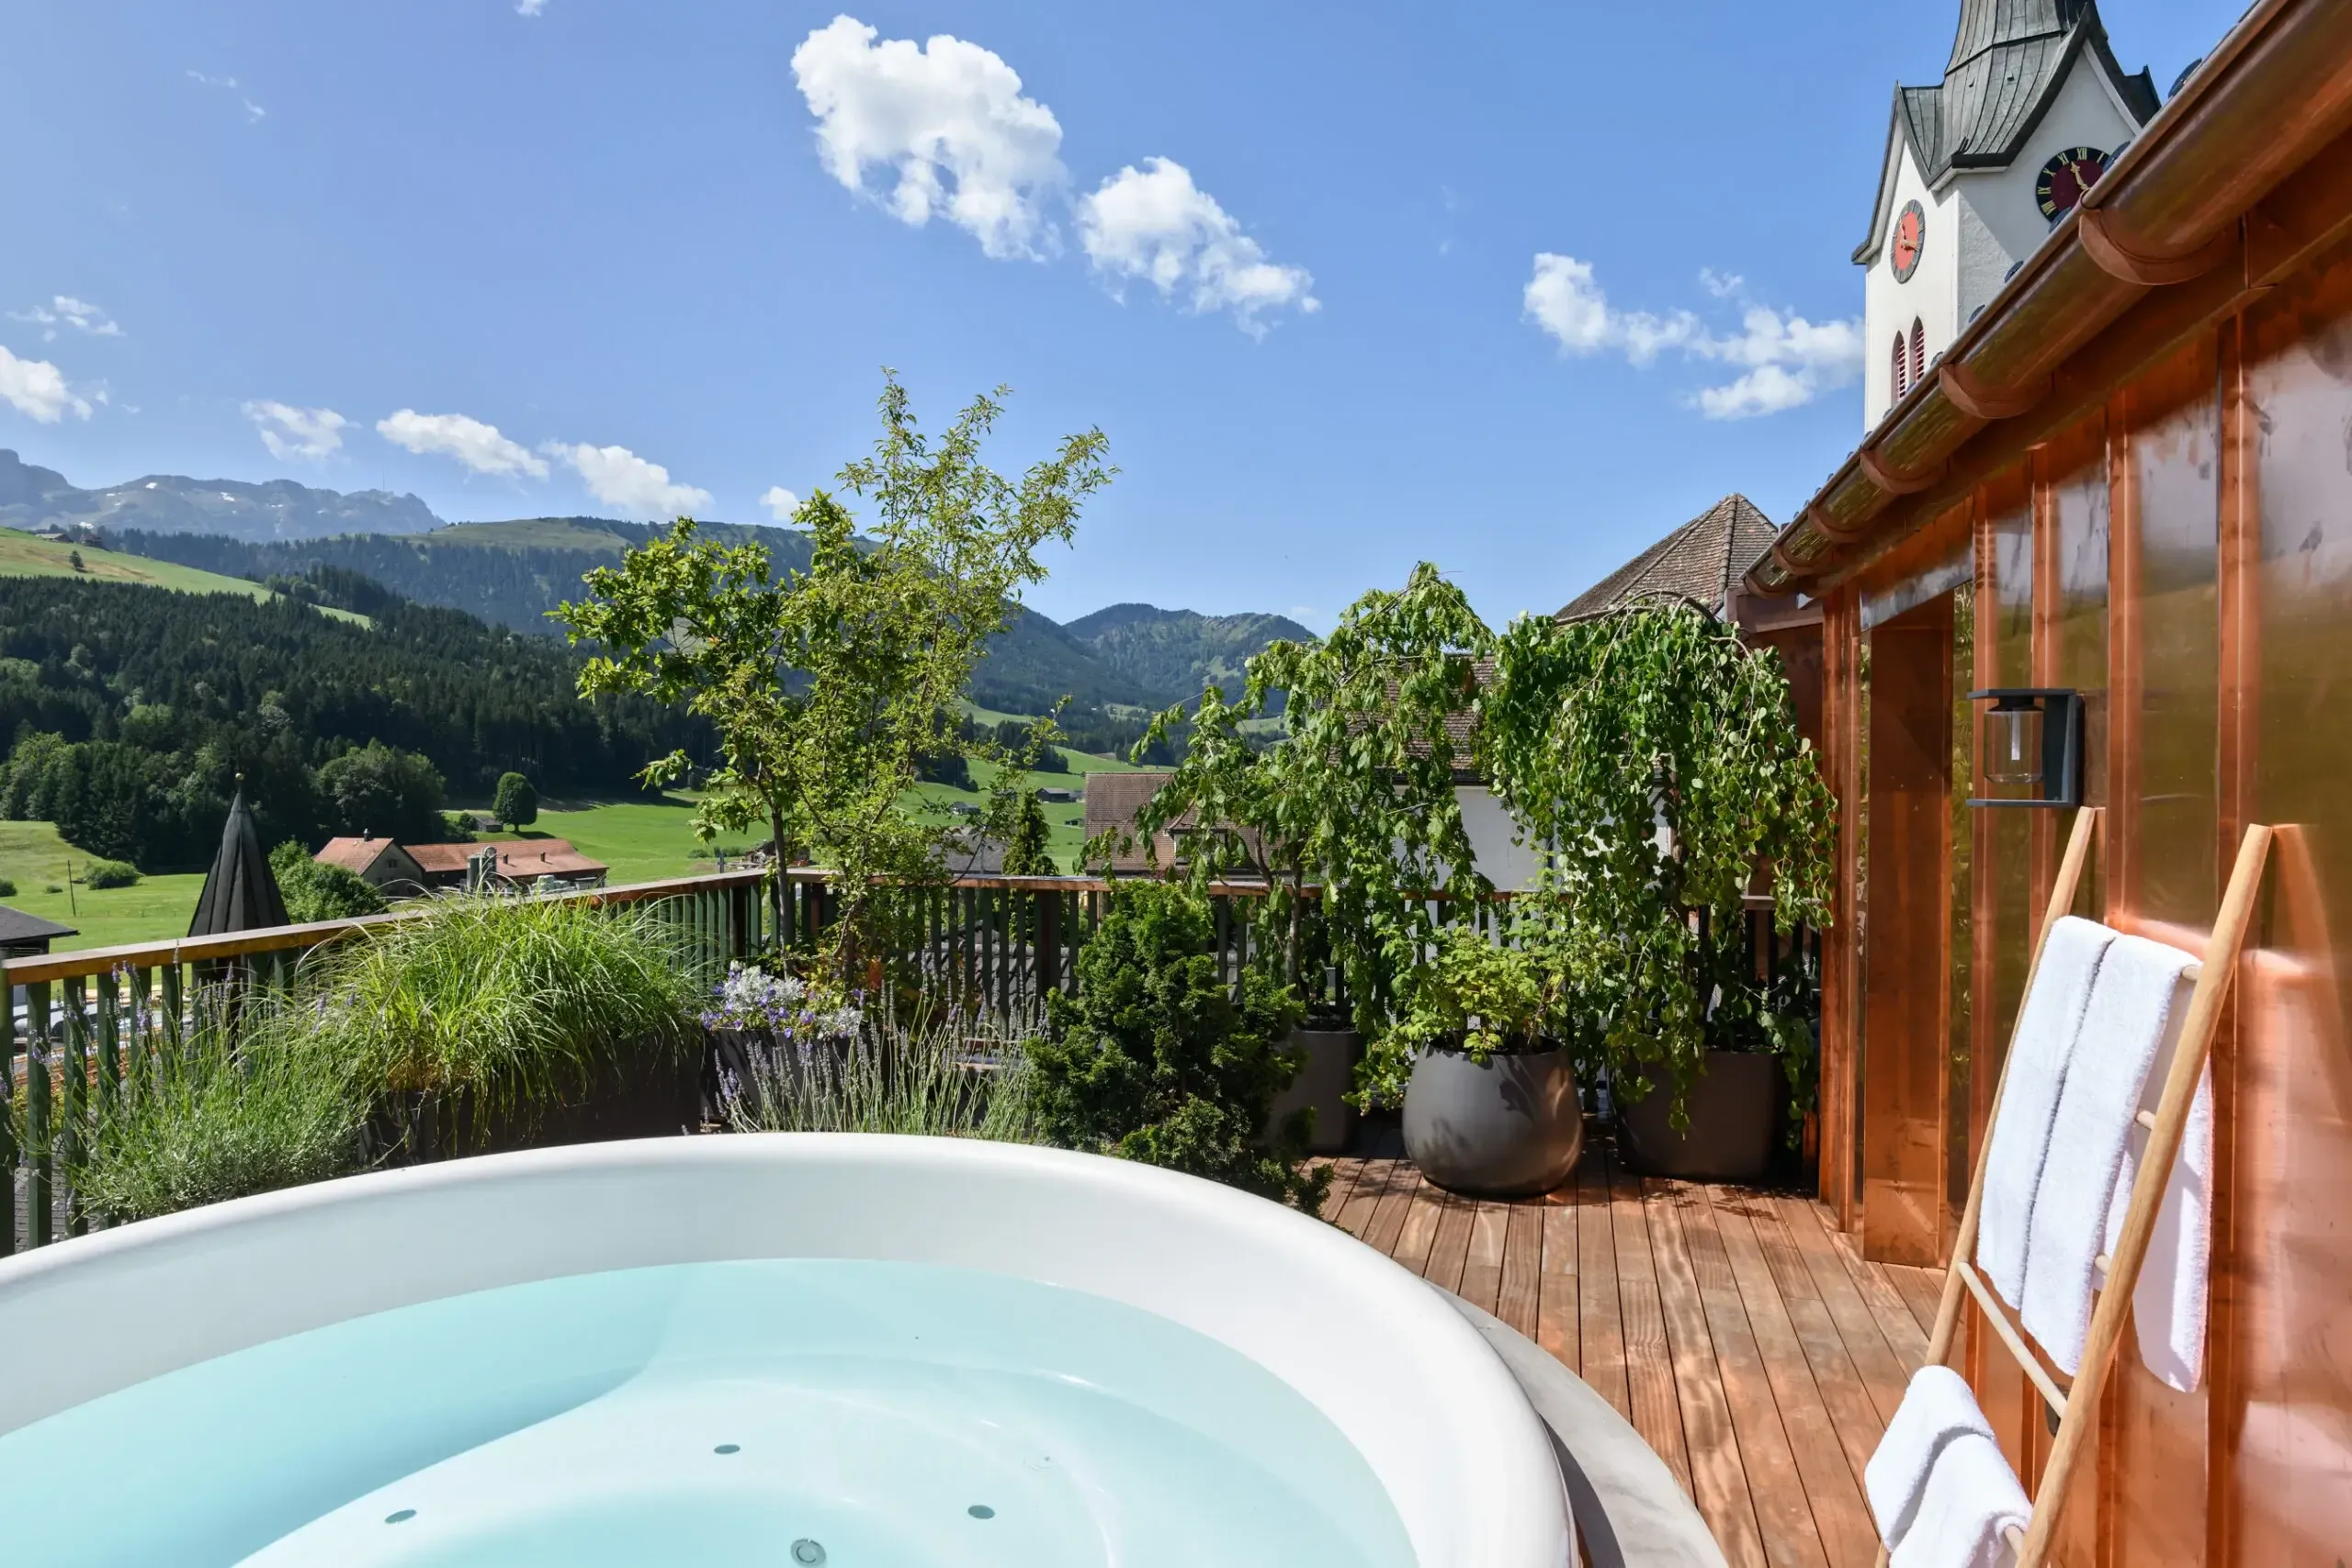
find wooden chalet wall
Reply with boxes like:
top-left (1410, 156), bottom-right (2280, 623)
top-left (1812, 224), bottom-right (2352, 1566)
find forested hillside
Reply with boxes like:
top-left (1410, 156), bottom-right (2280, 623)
top-left (110, 519), bottom-right (1155, 715)
top-left (0, 578), bottom-right (707, 869)
top-left (1062, 604), bottom-right (1315, 706)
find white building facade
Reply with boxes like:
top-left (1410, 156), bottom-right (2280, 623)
top-left (1855, 1), bottom-right (2161, 429)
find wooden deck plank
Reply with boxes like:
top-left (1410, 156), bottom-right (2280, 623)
top-left (1459, 1201), bottom-right (1510, 1314)
top-left (1327, 1157), bottom-right (1382, 1237)
top-left (1610, 1158), bottom-right (1695, 1502)
top-left (1423, 1189), bottom-right (1477, 1293)
top-left (1361, 1164), bottom-right (1421, 1258)
top-left (1576, 1147), bottom-right (1630, 1420)
top-left (1744, 1196), bottom-right (1894, 1498)
top-left (1825, 1223), bottom-right (1930, 1373)
top-left (1769, 1196), bottom-right (1915, 1424)
top-left (1644, 1179), bottom-right (1765, 1562)
top-left (1497, 1201), bottom-right (1544, 1339)
top-left (1535, 1190), bottom-right (1580, 1375)
top-left (1389, 1168), bottom-right (1449, 1276)
top-left (1326, 1162), bottom-right (1907, 1568)
top-left (1885, 1262), bottom-right (1944, 1340)
top-left (1703, 1188), bottom-right (1881, 1568)
top-left (1675, 1180), bottom-right (1830, 1568)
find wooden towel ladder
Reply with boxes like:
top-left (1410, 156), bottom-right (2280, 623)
top-left (1880, 807), bottom-right (2272, 1567)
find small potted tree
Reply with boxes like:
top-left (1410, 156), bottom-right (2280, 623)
top-left (1121, 565), bottom-right (1498, 1162)
top-left (1375, 923), bottom-right (1585, 1197)
top-left (1483, 598), bottom-right (1833, 1180)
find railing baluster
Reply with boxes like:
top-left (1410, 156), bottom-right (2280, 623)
top-left (1, 986), bottom-right (15, 1258)
top-left (62, 976), bottom-right (89, 1236)
top-left (27, 980), bottom-right (51, 1249)
top-left (97, 969), bottom-right (121, 1112)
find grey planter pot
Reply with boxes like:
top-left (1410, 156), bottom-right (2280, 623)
top-left (1266, 1027), bottom-right (1362, 1155)
top-left (1616, 1049), bottom-right (1779, 1182)
top-left (1403, 1042), bottom-right (1584, 1199)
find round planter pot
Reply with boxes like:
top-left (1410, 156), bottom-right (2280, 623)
top-left (1403, 1043), bottom-right (1584, 1199)
top-left (1266, 1027), bottom-right (1363, 1155)
top-left (1616, 1049), bottom-right (1780, 1182)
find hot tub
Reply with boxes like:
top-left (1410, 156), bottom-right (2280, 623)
top-left (0, 1134), bottom-right (1573, 1566)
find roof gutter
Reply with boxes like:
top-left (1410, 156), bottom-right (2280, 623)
top-left (1748, 0), bottom-right (2352, 598)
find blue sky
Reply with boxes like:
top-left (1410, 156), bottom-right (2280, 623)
top-left (1, 1), bottom-right (2236, 630)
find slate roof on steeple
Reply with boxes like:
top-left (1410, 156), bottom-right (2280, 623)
top-left (1555, 495), bottom-right (1781, 621)
top-left (1856, 0), bottom-right (2159, 262)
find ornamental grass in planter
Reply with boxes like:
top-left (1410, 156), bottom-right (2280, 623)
top-left (301, 893), bottom-right (706, 1159)
top-left (38, 992), bottom-right (368, 1225)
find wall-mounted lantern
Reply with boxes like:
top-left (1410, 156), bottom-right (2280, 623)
top-left (1966, 688), bottom-right (2083, 808)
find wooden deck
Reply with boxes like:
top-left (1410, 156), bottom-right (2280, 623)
top-left (1324, 1145), bottom-right (1938, 1568)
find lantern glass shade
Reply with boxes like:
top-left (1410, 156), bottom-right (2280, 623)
top-left (1984, 696), bottom-right (2043, 788)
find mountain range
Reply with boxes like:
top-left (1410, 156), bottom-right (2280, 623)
top-left (0, 450), bottom-right (1309, 716)
top-left (0, 448), bottom-right (437, 541)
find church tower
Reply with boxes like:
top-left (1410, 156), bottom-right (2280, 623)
top-left (1856, 1), bottom-right (2159, 428)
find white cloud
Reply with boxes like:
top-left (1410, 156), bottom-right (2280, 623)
top-left (790, 15), bottom-right (1067, 261)
top-left (0, 346), bottom-right (92, 423)
top-left (377, 409), bottom-right (548, 478)
top-left (187, 69), bottom-right (266, 123)
top-left (547, 442), bottom-right (713, 519)
top-left (760, 486), bottom-right (801, 522)
top-left (243, 400), bottom-right (347, 461)
top-left (1078, 158), bottom-right (1317, 335)
top-left (7, 296), bottom-right (122, 342)
top-left (1522, 253), bottom-right (1860, 420)
top-left (516, 0), bottom-right (547, 13)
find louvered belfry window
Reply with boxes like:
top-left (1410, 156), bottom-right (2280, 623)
top-left (1893, 333), bottom-right (1909, 398)
top-left (1910, 319), bottom-right (1926, 387)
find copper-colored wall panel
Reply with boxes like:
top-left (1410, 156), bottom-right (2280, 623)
top-left (1861, 596), bottom-right (1953, 1267)
top-left (1821, 589), bottom-right (1865, 1229)
top-left (2227, 244), bottom-right (2352, 1567)
top-left (2107, 333), bottom-right (2226, 1568)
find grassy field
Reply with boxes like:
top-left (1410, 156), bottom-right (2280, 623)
top-left (0, 748), bottom-right (1159, 953)
top-left (511, 795), bottom-right (767, 886)
top-left (0, 528), bottom-right (368, 624)
top-left (0, 820), bottom-right (208, 953)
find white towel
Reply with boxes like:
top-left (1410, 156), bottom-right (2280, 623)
top-left (1890, 1432), bottom-right (2032, 1568)
top-left (2020, 933), bottom-right (2196, 1374)
top-left (1865, 1365), bottom-right (1998, 1548)
top-left (1977, 916), bottom-right (2116, 1306)
top-left (2098, 1048), bottom-right (2212, 1392)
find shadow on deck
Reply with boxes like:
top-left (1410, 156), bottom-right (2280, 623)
top-left (1323, 1140), bottom-right (1935, 1568)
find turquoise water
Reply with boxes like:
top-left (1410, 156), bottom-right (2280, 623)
top-left (0, 1259), bottom-right (1416, 1567)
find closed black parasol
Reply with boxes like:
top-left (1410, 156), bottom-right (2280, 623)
top-left (187, 786), bottom-right (291, 936)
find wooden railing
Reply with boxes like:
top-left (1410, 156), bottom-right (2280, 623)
top-left (4, 869), bottom-right (769, 1257)
top-left (4, 866), bottom-right (1817, 1257)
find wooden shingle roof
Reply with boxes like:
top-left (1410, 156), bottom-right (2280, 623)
top-left (1555, 495), bottom-right (1781, 621)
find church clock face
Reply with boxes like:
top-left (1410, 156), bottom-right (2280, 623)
top-left (1891, 200), bottom-right (1926, 282)
top-left (2036, 146), bottom-right (2110, 222)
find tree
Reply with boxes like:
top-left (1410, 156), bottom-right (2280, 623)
top-left (1026, 882), bottom-right (1325, 1211)
top-left (268, 840), bottom-right (388, 922)
top-left (983, 711), bottom-right (1061, 876)
top-left (318, 742), bottom-right (447, 845)
top-left (1120, 563), bottom-right (1497, 1101)
top-left (68, 549), bottom-right (85, 573)
top-left (1482, 598), bottom-right (1834, 1117)
top-left (492, 771), bottom-right (538, 829)
top-left (558, 375), bottom-right (1113, 972)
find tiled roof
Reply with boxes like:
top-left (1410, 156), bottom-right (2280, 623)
top-left (1555, 495), bottom-right (1781, 620)
top-left (315, 837), bottom-right (400, 875)
top-left (405, 839), bottom-right (606, 879)
top-left (1860, 1), bottom-right (2157, 258)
